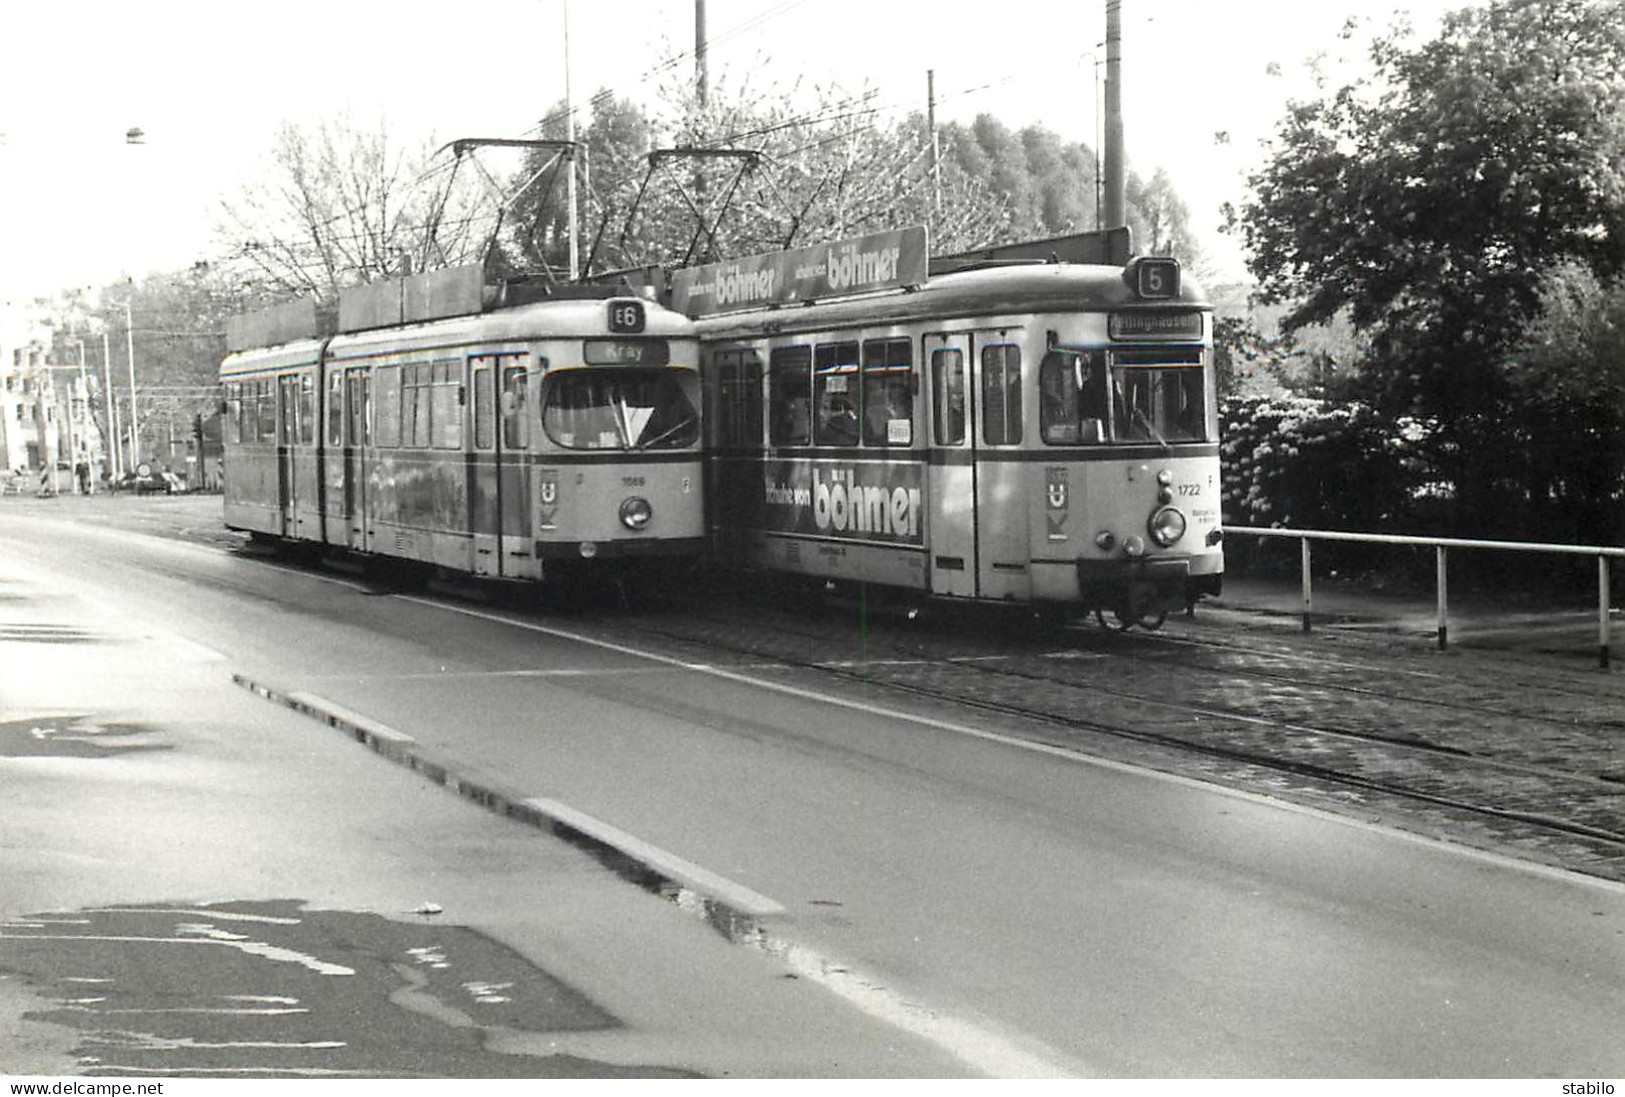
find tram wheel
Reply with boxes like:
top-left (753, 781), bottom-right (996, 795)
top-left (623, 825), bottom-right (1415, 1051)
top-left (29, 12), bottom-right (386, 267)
top-left (1137, 610), bottom-right (1168, 631)
top-left (1095, 607), bottom-right (1134, 632)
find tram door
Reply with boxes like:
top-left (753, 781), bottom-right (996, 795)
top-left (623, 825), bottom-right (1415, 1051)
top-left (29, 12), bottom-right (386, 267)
top-left (496, 358), bottom-right (534, 572)
top-left (468, 354), bottom-right (532, 577)
top-left (925, 332), bottom-right (976, 598)
top-left (972, 338), bottom-right (1032, 601)
top-left (277, 374), bottom-right (300, 537)
top-left (322, 369), bottom-right (344, 547)
top-left (342, 368), bottom-right (371, 551)
top-left (469, 357), bottom-right (499, 575)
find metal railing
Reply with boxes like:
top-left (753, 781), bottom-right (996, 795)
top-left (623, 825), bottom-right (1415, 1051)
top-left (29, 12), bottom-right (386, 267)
top-left (1222, 526), bottom-right (1625, 669)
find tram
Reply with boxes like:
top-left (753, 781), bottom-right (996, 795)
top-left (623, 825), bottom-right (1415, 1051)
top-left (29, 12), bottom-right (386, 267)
top-left (685, 227), bottom-right (1222, 628)
top-left (219, 266), bottom-right (704, 582)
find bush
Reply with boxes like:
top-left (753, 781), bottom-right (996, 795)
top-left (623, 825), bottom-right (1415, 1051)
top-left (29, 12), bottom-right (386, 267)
top-left (1220, 394), bottom-right (1420, 577)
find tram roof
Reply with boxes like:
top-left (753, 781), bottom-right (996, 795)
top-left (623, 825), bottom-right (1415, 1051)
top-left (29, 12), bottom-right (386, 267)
top-left (691, 261), bottom-right (1210, 340)
top-left (221, 293), bottom-right (695, 377)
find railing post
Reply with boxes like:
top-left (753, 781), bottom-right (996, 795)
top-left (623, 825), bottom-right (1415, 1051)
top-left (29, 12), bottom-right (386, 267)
top-left (1436, 546), bottom-right (1449, 650)
top-left (1300, 537), bottom-right (1313, 633)
top-left (1600, 555), bottom-right (1612, 670)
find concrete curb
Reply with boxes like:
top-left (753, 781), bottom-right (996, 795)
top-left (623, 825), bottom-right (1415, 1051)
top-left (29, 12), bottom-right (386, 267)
top-left (231, 672), bottom-right (781, 933)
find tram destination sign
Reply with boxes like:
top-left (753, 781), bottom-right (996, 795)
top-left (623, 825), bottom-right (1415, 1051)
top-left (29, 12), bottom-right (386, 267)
top-left (671, 226), bottom-right (928, 317)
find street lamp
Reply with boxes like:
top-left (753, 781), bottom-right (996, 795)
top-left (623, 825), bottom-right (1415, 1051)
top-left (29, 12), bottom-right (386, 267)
top-left (119, 132), bottom-right (143, 470)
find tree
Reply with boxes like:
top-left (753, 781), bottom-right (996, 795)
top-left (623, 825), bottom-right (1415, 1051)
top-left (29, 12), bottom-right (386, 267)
top-left (503, 59), bottom-right (1014, 277)
top-left (514, 92), bottom-right (657, 278)
top-left (35, 265), bottom-right (252, 470)
top-left (1244, 0), bottom-right (1625, 376)
top-left (1240, 0), bottom-right (1625, 532)
top-left (1126, 166), bottom-right (1206, 268)
top-left (1503, 263), bottom-right (1625, 542)
top-left (213, 116), bottom-right (499, 303)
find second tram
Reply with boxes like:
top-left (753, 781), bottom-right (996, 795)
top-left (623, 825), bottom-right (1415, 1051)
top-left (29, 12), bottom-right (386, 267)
top-left (219, 269), bottom-right (704, 582)
top-left (687, 228), bottom-right (1222, 628)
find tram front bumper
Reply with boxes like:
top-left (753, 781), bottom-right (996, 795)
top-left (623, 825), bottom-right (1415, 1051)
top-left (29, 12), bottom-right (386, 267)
top-left (1075, 555), bottom-right (1192, 611)
top-left (534, 536), bottom-right (708, 560)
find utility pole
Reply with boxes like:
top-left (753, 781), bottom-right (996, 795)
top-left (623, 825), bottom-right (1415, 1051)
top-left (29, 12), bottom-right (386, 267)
top-left (695, 0), bottom-right (708, 108)
top-left (33, 353), bottom-right (56, 490)
top-left (102, 330), bottom-right (121, 481)
top-left (1103, 0), bottom-right (1125, 231)
top-left (693, 0), bottom-right (710, 257)
top-left (124, 295), bottom-right (140, 470)
top-left (927, 69), bottom-right (941, 214)
top-left (73, 340), bottom-right (88, 491)
top-left (563, 0), bottom-right (580, 278)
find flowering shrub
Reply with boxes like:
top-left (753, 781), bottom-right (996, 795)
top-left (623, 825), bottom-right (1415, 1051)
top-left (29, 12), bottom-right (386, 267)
top-left (1220, 394), bottom-right (1424, 574)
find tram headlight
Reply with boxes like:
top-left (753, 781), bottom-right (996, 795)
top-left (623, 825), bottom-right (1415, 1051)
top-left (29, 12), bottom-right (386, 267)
top-left (619, 496), bottom-right (653, 531)
top-left (1123, 535), bottom-right (1147, 557)
top-left (1148, 506), bottom-right (1188, 548)
top-left (1095, 530), bottom-right (1117, 551)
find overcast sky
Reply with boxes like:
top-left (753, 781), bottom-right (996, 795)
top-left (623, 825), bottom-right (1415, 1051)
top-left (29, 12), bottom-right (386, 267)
top-left (0, 0), bottom-right (1478, 303)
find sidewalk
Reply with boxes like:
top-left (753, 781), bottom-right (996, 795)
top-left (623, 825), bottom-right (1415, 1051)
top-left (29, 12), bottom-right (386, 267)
top-left (1209, 571), bottom-right (1622, 664)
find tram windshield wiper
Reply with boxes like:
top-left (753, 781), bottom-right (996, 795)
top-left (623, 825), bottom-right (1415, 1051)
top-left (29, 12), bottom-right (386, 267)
top-left (633, 414), bottom-right (699, 451)
top-left (1133, 405), bottom-right (1169, 453)
top-left (614, 399), bottom-right (654, 448)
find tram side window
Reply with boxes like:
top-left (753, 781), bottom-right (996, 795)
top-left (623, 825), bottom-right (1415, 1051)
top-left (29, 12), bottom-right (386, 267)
top-left (401, 364), bottom-right (430, 447)
top-left (374, 366), bottom-right (402, 447)
top-left (1040, 350), bottom-right (1107, 445)
top-left (981, 344), bottom-right (1022, 445)
top-left (813, 341), bottom-right (860, 446)
top-left (714, 348), bottom-right (764, 447)
top-left (279, 378), bottom-right (297, 444)
top-left (862, 338), bottom-right (913, 446)
top-left (327, 372), bottom-right (343, 447)
top-left (257, 379), bottom-right (277, 442)
top-left (769, 346), bottom-right (812, 446)
top-left (347, 371), bottom-right (370, 446)
top-left (240, 381), bottom-right (257, 441)
top-left (223, 383), bottom-right (241, 445)
top-left (299, 375), bottom-right (316, 445)
top-left (433, 360), bottom-right (462, 449)
top-left (931, 348), bottom-right (966, 445)
top-left (501, 363), bottom-right (528, 449)
top-left (472, 365), bottom-right (494, 449)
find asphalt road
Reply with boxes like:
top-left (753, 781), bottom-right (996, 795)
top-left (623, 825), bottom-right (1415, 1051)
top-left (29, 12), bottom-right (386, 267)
top-left (2, 496), bottom-right (1622, 1078)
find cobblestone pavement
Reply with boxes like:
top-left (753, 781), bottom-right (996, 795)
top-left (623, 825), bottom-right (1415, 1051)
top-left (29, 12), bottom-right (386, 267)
top-left (11, 493), bottom-right (1624, 884)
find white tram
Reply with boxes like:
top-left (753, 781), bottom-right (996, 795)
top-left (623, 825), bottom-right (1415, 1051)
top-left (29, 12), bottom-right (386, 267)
top-left (219, 267), bottom-right (704, 581)
top-left (687, 228), bottom-right (1222, 628)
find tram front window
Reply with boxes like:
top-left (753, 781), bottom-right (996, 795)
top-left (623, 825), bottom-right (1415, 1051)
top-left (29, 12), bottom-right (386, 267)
top-left (1040, 350), bottom-right (1207, 445)
top-left (1112, 364), bottom-right (1206, 444)
top-left (543, 369), bottom-right (700, 450)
